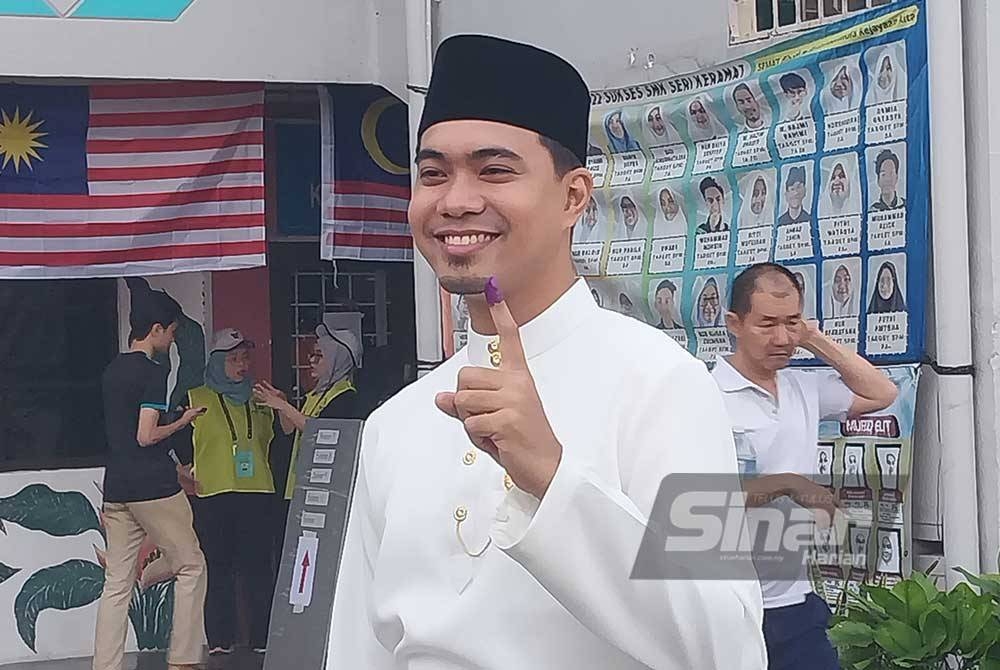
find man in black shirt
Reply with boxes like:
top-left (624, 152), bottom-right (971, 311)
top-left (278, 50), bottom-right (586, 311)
top-left (93, 291), bottom-right (208, 670)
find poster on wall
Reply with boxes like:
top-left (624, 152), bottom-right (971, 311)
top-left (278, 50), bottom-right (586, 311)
top-left (810, 364), bottom-right (918, 608)
top-left (573, 2), bottom-right (927, 367)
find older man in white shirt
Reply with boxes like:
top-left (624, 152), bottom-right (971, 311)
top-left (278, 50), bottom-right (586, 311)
top-left (325, 34), bottom-right (766, 670)
top-left (711, 262), bottom-right (898, 670)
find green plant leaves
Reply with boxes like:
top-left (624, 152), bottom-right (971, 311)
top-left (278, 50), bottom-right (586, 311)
top-left (128, 580), bottom-right (175, 651)
top-left (15, 559), bottom-right (105, 652)
top-left (0, 484), bottom-right (100, 537)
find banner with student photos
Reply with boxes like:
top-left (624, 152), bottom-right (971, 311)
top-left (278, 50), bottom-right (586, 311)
top-left (575, 2), bottom-right (928, 366)
top-left (810, 364), bottom-right (918, 608)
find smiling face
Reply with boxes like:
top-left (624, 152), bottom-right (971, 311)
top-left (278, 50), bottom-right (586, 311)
top-left (831, 66), bottom-right (851, 100)
top-left (583, 197), bottom-right (598, 228)
top-left (834, 265), bottom-right (851, 303)
top-left (689, 100), bottom-right (710, 128)
top-left (699, 281), bottom-right (720, 325)
top-left (786, 180), bottom-right (806, 209)
top-left (621, 198), bottom-right (638, 227)
top-left (751, 178), bottom-right (767, 215)
top-left (878, 158), bottom-right (899, 198)
top-left (410, 120), bottom-right (589, 301)
top-left (647, 107), bottom-right (666, 136)
top-left (659, 189), bottom-right (679, 219)
top-left (830, 164), bottom-right (847, 196)
top-left (786, 86), bottom-right (807, 114)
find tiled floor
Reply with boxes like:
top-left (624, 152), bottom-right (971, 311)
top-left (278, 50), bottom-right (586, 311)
top-left (4, 650), bottom-right (266, 669)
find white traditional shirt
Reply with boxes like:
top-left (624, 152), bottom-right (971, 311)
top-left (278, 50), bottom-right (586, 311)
top-left (326, 278), bottom-right (767, 670)
top-left (710, 356), bottom-right (854, 610)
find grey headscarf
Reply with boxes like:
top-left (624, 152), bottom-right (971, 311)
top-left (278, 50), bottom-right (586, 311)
top-left (313, 324), bottom-right (362, 394)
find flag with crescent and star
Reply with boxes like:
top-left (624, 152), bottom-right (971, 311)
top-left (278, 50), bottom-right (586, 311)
top-left (320, 84), bottom-right (412, 261)
top-left (0, 81), bottom-right (265, 278)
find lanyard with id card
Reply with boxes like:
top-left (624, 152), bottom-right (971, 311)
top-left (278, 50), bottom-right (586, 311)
top-left (217, 393), bottom-right (254, 479)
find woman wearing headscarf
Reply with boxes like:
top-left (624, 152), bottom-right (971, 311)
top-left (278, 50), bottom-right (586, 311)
top-left (826, 263), bottom-right (857, 318)
top-left (652, 186), bottom-right (689, 237)
top-left (871, 51), bottom-right (900, 104)
top-left (615, 194), bottom-right (649, 241)
top-left (868, 261), bottom-right (907, 313)
top-left (603, 110), bottom-right (641, 153)
top-left (823, 64), bottom-right (858, 113)
top-left (737, 173), bottom-right (773, 229)
top-left (186, 329), bottom-right (278, 656)
top-left (686, 95), bottom-right (727, 142)
top-left (253, 322), bottom-right (364, 500)
top-left (643, 103), bottom-right (681, 147)
top-left (695, 277), bottom-right (723, 327)
top-left (818, 161), bottom-right (858, 218)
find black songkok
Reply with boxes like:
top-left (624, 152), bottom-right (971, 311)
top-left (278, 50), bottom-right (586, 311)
top-left (418, 34), bottom-right (592, 165)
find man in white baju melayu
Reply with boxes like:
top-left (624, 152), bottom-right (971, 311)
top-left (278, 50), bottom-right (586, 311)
top-left (326, 34), bottom-right (766, 670)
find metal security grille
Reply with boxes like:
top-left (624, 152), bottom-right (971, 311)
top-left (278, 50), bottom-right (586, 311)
top-left (732, 0), bottom-right (897, 43)
top-left (289, 268), bottom-right (388, 405)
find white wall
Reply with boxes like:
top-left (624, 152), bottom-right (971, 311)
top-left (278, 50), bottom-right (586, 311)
top-left (0, 0), bottom-right (409, 97)
top-left (962, 0), bottom-right (1000, 571)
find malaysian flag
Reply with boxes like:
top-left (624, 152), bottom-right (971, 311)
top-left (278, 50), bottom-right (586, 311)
top-left (320, 84), bottom-right (412, 261)
top-left (0, 82), bottom-right (265, 278)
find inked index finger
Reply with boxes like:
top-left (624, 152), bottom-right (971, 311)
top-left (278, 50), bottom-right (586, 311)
top-left (484, 276), bottom-right (527, 371)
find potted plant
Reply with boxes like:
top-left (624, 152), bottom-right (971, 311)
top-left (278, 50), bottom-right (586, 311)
top-left (829, 563), bottom-right (1000, 669)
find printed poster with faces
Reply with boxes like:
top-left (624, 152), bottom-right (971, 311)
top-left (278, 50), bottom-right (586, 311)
top-left (808, 365), bottom-right (919, 605)
top-left (571, 1), bottom-right (928, 368)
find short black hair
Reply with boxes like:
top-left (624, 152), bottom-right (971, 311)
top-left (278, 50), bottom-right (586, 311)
top-left (875, 149), bottom-right (899, 175)
top-left (729, 263), bottom-right (803, 317)
top-left (700, 177), bottom-right (723, 198)
top-left (732, 83), bottom-right (753, 102)
top-left (780, 72), bottom-right (807, 92)
top-left (539, 134), bottom-right (584, 176)
top-left (129, 291), bottom-right (181, 343)
top-left (656, 279), bottom-right (677, 294)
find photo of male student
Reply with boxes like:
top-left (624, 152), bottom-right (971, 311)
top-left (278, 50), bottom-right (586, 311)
top-left (711, 262), bottom-right (898, 670)
top-left (778, 166), bottom-right (812, 226)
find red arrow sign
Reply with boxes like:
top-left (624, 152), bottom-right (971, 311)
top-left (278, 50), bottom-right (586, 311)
top-left (298, 551), bottom-right (311, 594)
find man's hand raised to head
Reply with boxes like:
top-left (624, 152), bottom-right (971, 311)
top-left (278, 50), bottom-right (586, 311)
top-left (435, 277), bottom-right (563, 499)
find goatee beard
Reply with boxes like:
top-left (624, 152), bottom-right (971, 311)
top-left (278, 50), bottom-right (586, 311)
top-left (439, 275), bottom-right (490, 295)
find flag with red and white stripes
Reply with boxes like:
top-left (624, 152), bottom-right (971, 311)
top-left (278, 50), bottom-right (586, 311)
top-left (320, 84), bottom-right (412, 261)
top-left (0, 82), bottom-right (265, 279)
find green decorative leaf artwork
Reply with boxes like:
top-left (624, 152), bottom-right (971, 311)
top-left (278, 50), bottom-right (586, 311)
top-left (15, 559), bottom-right (105, 652)
top-left (0, 484), bottom-right (101, 537)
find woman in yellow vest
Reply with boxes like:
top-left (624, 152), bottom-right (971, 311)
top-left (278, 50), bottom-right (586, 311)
top-left (188, 329), bottom-right (277, 657)
top-left (253, 322), bottom-right (363, 500)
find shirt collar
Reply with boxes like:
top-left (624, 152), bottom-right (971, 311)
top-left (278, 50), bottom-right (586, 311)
top-left (466, 277), bottom-right (595, 368)
top-left (713, 355), bottom-right (772, 395)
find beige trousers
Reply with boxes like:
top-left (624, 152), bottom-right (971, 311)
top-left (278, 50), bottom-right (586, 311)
top-left (93, 492), bottom-right (207, 669)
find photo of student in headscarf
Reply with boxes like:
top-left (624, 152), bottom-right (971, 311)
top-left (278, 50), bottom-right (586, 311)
top-left (823, 257), bottom-right (862, 318)
top-left (867, 256), bottom-right (907, 314)
top-left (866, 41), bottom-right (908, 105)
top-left (697, 176), bottom-right (730, 234)
top-left (728, 82), bottom-right (771, 132)
top-left (736, 169), bottom-right (776, 229)
top-left (652, 185), bottom-right (689, 238)
top-left (789, 264), bottom-right (817, 320)
top-left (777, 163), bottom-right (814, 226)
top-left (643, 103), bottom-right (681, 146)
top-left (867, 144), bottom-right (907, 212)
top-left (612, 191), bottom-right (650, 241)
top-left (692, 275), bottom-right (726, 328)
top-left (770, 70), bottom-right (815, 122)
top-left (820, 56), bottom-right (862, 113)
top-left (649, 278), bottom-right (684, 330)
top-left (574, 193), bottom-right (607, 243)
top-left (604, 109), bottom-right (641, 153)
top-left (608, 277), bottom-right (645, 321)
top-left (685, 94), bottom-right (727, 142)
top-left (818, 154), bottom-right (861, 218)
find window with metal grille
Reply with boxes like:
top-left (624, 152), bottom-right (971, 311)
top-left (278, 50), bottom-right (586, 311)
top-left (731, 0), bottom-right (896, 44)
top-left (289, 268), bottom-right (389, 405)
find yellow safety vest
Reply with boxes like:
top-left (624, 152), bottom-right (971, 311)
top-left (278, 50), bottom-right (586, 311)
top-left (188, 385), bottom-right (276, 497)
top-left (284, 378), bottom-right (355, 500)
